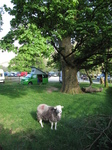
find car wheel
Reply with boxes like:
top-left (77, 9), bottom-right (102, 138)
top-left (28, 82), bottom-right (32, 85)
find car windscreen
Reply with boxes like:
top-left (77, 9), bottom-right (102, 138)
top-left (25, 74), bottom-right (32, 78)
top-left (0, 73), bottom-right (3, 77)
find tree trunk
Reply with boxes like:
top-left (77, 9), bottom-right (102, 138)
top-left (60, 65), bottom-right (82, 94)
top-left (85, 70), bottom-right (93, 85)
top-left (105, 72), bottom-right (108, 88)
top-left (60, 37), bottom-right (83, 94)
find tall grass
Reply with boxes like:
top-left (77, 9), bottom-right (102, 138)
top-left (0, 82), bottom-right (112, 150)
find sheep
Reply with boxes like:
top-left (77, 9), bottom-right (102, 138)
top-left (37, 104), bottom-right (64, 130)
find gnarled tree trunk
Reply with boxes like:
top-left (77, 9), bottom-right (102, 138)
top-left (61, 65), bottom-right (82, 94)
top-left (60, 37), bottom-right (83, 94)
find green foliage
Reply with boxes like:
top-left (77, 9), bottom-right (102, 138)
top-left (18, 24), bottom-right (54, 58)
top-left (2, 23), bottom-right (54, 72)
top-left (8, 55), bottom-right (46, 72)
top-left (1, 0), bottom-right (112, 70)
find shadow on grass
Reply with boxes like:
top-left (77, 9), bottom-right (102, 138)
top-left (105, 87), bottom-right (112, 105)
top-left (1, 113), bottom-right (112, 150)
top-left (0, 84), bottom-right (27, 98)
top-left (103, 87), bottom-right (112, 114)
top-left (30, 111), bottom-right (37, 121)
top-left (0, 118), bottom-right (90, 150)
top-left (92, 86), bottom-right (112, 115)
top-left (0, 83), bottom-right (61, 98)
top-left (0, 120), bottom-right (71, 150)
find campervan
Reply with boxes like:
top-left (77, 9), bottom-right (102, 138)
top-left (21, 67), bottom-right (48, 85)
top-left (0, 69), bottom-right (5, 83)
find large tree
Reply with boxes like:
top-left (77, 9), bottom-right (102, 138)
top-left (1, 0), bottom-right (112, 94)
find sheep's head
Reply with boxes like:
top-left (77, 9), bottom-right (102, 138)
top-left (54, 105), bottom-right (64, 116)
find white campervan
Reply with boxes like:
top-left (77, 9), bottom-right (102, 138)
top-left (0, 69), bottom-right (5, 83)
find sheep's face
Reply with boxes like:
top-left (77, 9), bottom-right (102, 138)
top-left (54, 105), bottom-right (64, 117)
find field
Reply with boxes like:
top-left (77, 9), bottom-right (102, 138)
top-left (0, 82), bottom-right (112, 150)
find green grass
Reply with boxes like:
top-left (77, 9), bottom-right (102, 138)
top-left (0, 82), bottom-right (112, 150)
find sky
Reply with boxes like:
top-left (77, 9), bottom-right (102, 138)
top-left (0, 0), bottom-right (15, 67)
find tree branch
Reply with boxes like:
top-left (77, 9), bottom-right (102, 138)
top-left (84, 117), bottom-right (112, 150)
top-left (51, 41), bottom-right (75, 67)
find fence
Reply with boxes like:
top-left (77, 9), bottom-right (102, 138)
top-left (4, 76), bottom-right (21, 84)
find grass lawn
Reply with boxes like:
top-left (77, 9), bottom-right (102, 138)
top-left (0, 82), bottom-right (112, 150)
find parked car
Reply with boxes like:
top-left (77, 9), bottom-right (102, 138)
top-left (81, 74), bottom-right (88, 80)
top-left (0, 69), bottom-right (5, 83)
top-left (97, 73), bottom-right (110, 81)
top-left (7, 72), bottom-right (16, 77)
top-left (97, 73), bottom-right (104, 80)
top-left (4, 72), bottom-right (9, 76)
top-left (48, 71), bottom-right (55, 77)
top-left (20, 72), bottom-right (27, 77)
top-left (15, 72), bottom-right (21, 77)
top-left (53, 72), bottom-right (58, 77)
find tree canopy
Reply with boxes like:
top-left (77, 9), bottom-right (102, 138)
top-left (0, 0), bottom-right (112, 93)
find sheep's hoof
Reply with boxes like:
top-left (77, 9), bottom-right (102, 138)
top-left (40, 125), bottom-right (44, 128)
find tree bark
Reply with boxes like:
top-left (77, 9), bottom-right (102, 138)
top-left (61, 64), bottom-right (82, 94)
top-left (60, 37), bottom-right (83, 94)
top-left (82, 86), bottom-right (103, 93)
top-left (86, 70), bottom-right (93, 85)
top-left (105, 72), bottom-right (108, 88)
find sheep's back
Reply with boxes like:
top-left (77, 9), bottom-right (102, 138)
top-left (37, 104), bottom-right (51, 121)
top-left (37, 104), bottom-right (49, 113)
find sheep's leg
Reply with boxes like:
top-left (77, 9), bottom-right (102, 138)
top-left (55, 122), bottom-right (57, 130)
top-left (50, 121), bottom-right (53, 130)
top-left (39, 119), bottom-right (43, 128)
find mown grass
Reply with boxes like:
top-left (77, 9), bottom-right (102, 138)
top-left (0, 82), bottom-right (112, 150)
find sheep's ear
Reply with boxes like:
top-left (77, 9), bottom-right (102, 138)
top-left (61, 106), bottom-right (64, 109)
top-left (54, 107), bottom-right (57, 109)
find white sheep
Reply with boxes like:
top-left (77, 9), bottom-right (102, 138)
top-left (37, 104), bottom-right (64, 130)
